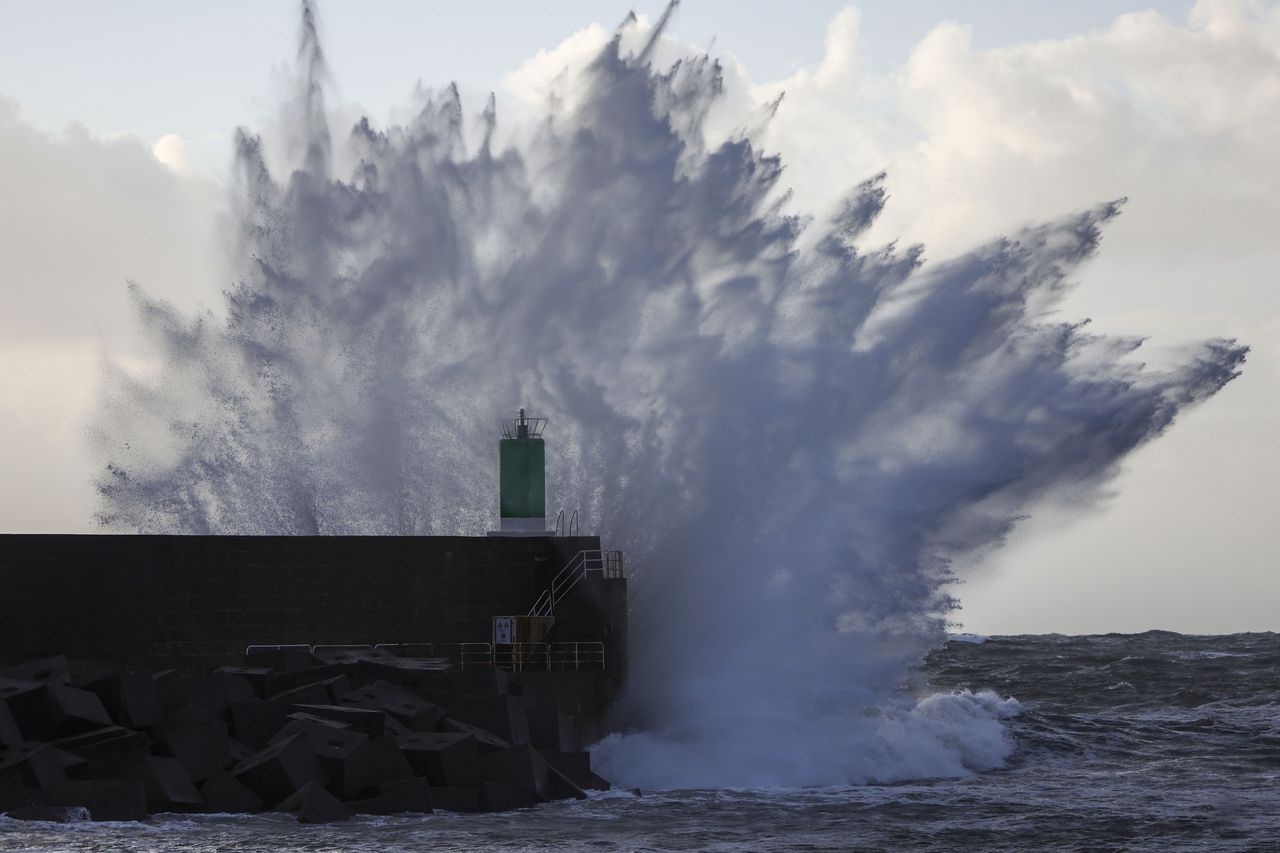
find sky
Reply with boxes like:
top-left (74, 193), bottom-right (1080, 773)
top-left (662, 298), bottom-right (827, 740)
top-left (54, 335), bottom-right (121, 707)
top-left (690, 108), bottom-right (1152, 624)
top-left (0, 0), bottom-right (1275, 634)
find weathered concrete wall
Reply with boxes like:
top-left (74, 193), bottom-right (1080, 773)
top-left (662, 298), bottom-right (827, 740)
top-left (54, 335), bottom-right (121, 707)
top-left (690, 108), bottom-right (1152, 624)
top-left (0, 535), bottom-right (618, 675)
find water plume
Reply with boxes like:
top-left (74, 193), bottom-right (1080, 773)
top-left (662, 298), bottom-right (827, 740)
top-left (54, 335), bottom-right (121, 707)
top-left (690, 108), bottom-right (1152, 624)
top-left (93, 2), bottom-right (1246, 787)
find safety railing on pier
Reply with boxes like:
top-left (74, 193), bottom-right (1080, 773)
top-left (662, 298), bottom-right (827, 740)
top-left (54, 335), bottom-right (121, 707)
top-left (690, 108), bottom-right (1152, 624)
top-left (244, 640), bottom-right (605, 671)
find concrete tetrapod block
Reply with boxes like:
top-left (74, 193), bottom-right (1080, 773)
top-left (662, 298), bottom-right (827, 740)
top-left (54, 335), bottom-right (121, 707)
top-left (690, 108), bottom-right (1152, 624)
top-left (190, 672), bottom-right (255, 717)
top-left (291, 703), bottom-right (386, 737)
top-left (79, 672), bottom-right (163, 730)
top-left (0, 763), bottom-right (24, 810)
top-left (454, 695), bottom-right (530, 746)
top-left (0, 742), bottom-right (67, 790)
top-left (268, 665), bottom-right (346, 694)
top-left (342, 681), bottom-right (446, 732)
top-left (0, 680), bottom-right (53, 741)
top-left (38, 779), bottom-right (148, 822)
top-left (274, 781), bottom-right (352, 824)
top-left (228, 700), bottom-right (289, 750)
top-left (281, 713), bottom-right (350, 733)
top-left (198, 770), bottom-right (263, 814)
top-left (479, 744), bottom-right (552, 800)
top-left (480, 781), bottom-right (537, 812)
top-left (527, 704), bottom-right (575, 752)
top-left (0, 657), bottom-right (71, 686)
top-left (53, 727), bottom-right (149, 779)
top-left (369, 735), bottom-right (414, 786)
top-left (214, 667), bottom-right (275, 698)
top-left (438, 718), bottom-right (511, 755)
top-left (0, 698), bottom-right (22, 747)
top-left (428, 786), bottom-right (481, 813)
top-left (269, 681), bottom-right (331, 707)
top-left (544, 764), bottom-right (589, 801)
top-left (152, 718), bottom-right (232, 784)
top-left (47, 685), bottom-right (114, 736)
top-left (232, 732), bottom-right (327, 807)
top-left (355, 658), bottom-right (455, 691)
top-left (278, 721), bottom-right (372, 800)
top-left (397, 732), bottom-right (479, 788)
top-left (151, 671), bottom-right (193, 715)
top-left (138, 755), bottom-right (203, 812)
top-left (348, 777), bottom-right (433, 815)
top-left (542, 750), bottom-right (610, 791)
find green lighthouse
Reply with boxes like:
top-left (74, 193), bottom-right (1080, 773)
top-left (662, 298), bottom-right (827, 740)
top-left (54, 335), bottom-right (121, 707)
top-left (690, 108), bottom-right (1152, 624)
top-left (498, 408), bottom-right (547, 534)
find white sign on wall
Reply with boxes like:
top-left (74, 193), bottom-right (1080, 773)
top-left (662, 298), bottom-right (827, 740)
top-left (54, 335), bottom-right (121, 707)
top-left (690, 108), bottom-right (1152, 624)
top-left (493, 616), bottom-right (514, 645)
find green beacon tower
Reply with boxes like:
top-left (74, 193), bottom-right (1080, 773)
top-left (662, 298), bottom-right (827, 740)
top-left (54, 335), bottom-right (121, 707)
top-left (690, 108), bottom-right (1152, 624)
top-left (498, 408), bottom-right (547, 535)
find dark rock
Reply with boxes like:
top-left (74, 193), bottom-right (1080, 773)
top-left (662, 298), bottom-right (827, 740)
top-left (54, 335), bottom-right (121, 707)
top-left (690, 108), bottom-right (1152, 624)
top-left (397, 731), bottom-right (479, 787)
top-left (232, 732), bottom-right (327, 807)
top-left (274, 780), bottom-right (352, 823)
top-left (429, 786), bottom-right (481, 813)
top-left (198, 770), bottom-right (263, 814)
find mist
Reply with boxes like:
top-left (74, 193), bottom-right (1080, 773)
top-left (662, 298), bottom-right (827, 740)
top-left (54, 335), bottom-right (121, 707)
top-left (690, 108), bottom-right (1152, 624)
top-left (92, 2), bottom-right (1245, 788)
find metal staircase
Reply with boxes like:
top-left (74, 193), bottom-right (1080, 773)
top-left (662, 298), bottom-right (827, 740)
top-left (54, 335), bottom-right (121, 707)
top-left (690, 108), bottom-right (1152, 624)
top-left (529, 549), bottom-right (624, 620)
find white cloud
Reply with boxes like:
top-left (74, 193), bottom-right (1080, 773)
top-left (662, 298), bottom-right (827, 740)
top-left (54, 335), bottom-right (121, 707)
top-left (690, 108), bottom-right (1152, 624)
top-left (151, 132), bottom-right (191, 174)
top-left (0, 97), bottom-right (224, 531)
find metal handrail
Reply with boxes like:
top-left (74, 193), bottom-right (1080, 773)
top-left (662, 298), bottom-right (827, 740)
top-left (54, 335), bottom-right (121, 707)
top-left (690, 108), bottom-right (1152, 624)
top-left (528, 549), bottom-right (624, 619)
top-left (434, 641), bottom-right (493, 670)
top-left (245, 643), bottom-right (312, 656)
top-left (548, 641), bottom-right (606, 671)
top-left (246, 640), bottom-right (606, 672)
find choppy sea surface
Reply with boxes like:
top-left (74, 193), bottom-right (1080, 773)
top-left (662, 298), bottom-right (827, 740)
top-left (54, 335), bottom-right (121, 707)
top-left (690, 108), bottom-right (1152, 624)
top-left (4, 632), bottom-right (1278, 852)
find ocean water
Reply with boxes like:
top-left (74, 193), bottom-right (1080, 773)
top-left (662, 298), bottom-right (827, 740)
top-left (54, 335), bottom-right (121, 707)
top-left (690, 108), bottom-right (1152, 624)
top-left (4, 632), bottom-right (1277, 852)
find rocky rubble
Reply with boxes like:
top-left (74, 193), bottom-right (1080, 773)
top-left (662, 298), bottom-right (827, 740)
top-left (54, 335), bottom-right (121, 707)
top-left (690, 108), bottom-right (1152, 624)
top-left (0, 650), bottom-right (609, 822)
